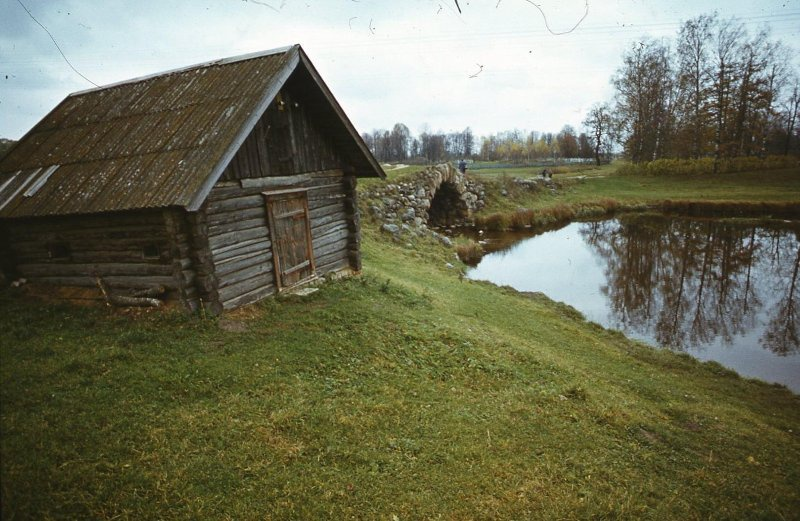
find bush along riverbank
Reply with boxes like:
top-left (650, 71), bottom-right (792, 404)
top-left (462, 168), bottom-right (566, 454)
top-left (474, 198), bottom-right (626, 231)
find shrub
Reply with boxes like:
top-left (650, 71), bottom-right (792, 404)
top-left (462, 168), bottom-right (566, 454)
top-left (597, 198), bottom-right (620, 212)
top-left (616, 162), bottom-right (638, 176)
top-left (476, 213), bottom-right (511, 231)
top-left (474, 199), bottom-right (622, 232)
top-left (455, 240), bottom-right (484, 265)
top-left (546, 204), bottom-right (576, 222)
top-left (509, 209), bottom-right (534, 229)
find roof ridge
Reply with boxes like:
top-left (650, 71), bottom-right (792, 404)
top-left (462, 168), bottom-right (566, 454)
top-left (70, 44), bottom-right (300, 98)
top-left (0, 44), bottom-right (384, 219)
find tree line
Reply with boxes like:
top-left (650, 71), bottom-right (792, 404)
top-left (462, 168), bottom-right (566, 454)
top-left (361, 124), bottom-right (478, 163)
top-left (363, 13), bottom-right (799, 167)
top-left (477, 128), bottom-right (597, 163)
top-left (586, 12), bottom-right (800, 166)
top-left (361, 124), bottom-right (599, 164)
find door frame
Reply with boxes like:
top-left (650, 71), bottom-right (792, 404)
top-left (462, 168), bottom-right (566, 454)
top-left (262, 188), bottom-right (315, 291)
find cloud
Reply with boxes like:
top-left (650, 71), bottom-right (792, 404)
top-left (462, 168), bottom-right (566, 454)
top-left (1, 0), bottom-right (798, 139)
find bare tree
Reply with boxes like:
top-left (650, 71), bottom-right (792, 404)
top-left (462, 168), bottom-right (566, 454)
top-left (710, 17), bottom-right (745, 171)
top-left (731, 29), bottom-right (772, 157)
top-left (389, 123), bottom-right (411, 161)
top-left (556, 125), bottom-right (579, 158)
top-left (583, 103), bottom-right (613, 165)
top-left (612, 39), bottom-right (677, 162)
top-left (781, 77), bottom-right (800, 155)
top-left (462, 127), bottom-right (475, 157)
top-left (676, 13), bottom-right (715, 158)
top-left (361, 132), bottom-right (375, 156)
top-left (578, 132), bottom-right (593, 159)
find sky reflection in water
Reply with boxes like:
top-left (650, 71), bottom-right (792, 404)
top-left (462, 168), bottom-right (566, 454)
top-left (467, 215), bottom-right (800, 393)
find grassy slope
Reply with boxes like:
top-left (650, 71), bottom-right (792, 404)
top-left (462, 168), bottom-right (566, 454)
top-left (2, 166), bottom-right (800, 519)
top-left (471, 163), bottom-right (800, 214)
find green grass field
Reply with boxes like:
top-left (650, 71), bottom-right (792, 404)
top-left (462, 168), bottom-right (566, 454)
top-left (2, 163), bottom-right (800, 519)
top-left (467, 162), bottom-right (800, 214)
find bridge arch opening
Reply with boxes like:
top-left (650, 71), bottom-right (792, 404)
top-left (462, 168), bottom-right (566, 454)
top-left (428, 180), bottom-right (468, 227)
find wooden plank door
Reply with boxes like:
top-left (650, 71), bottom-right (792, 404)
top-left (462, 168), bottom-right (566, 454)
top-left (265, 190), bottom-right (315, 290)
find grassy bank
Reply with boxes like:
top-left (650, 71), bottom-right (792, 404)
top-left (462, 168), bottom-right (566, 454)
top-left (469, 163), bottom-right (800, 229)
top-left (2, 233), bottom-right (800, 519)
top-left (2, 164), bottom-right (800, 519)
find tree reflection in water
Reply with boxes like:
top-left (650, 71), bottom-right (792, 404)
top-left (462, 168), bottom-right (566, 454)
top-left (580, 216), bottom-right (800, 355)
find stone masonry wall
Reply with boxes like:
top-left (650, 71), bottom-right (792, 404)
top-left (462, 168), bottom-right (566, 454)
top-left (364, 164), bottom-right (485, 236)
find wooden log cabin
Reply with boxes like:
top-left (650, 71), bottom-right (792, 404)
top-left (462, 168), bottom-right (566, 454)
top-left (0, 45), bottom-right (384, 313)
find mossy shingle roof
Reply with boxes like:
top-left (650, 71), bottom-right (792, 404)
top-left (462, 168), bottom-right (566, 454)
top-left (0, 45), bottom-right (382, 218)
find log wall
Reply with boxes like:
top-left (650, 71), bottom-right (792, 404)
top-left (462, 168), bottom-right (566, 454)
top-left (163, 209), bottom-right (201, 311)
top-left (204, 169), bottom-right (358, 310)
top-left (206, 77), bottom-right (362, 311)
top-left (0, 222), bottom-right (15, 280)
top-left (0, 71), bottom-right (367, 312)
top-left (2, 211), bottom-right (182, 297)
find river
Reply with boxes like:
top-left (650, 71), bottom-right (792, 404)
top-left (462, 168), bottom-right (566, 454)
top-left (466, 214), bottom-right (800, 393)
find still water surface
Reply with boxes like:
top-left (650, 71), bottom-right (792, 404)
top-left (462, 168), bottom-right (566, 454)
top-left (467, 215), bottom-right (800, 393)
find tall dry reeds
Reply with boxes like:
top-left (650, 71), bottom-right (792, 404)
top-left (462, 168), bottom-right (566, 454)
top-left (455, 240), bottom-right (484, 265)
top-left (475, 200), bottom-right (625, 231)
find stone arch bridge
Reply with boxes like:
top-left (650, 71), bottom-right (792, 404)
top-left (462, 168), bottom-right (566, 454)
top-left (366, 164), bottom-right (485, 229)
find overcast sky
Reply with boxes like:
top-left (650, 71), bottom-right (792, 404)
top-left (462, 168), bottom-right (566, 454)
top-left (1, 0), bottom-right (799, 140)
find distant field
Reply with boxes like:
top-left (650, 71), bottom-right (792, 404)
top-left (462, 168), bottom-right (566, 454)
top-left (362, 160), bottom-right (612, 189)
top-left (467, 162), bottom-right (800, 215)
top-left (362, 159), bottom-right (800, 226)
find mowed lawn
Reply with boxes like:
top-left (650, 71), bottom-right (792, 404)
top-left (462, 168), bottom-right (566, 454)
top-left (2, 166), bottom-right (800, 519)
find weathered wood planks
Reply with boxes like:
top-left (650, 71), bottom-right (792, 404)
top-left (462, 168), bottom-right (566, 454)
top-left (202, 163), bottom-right (358, 308)
top-left (218, 84), bottom-right (345, 181)
top-left (6, 210), bottom-right (180, 294)
top-left (1, 77), bottom-right (369, 313)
